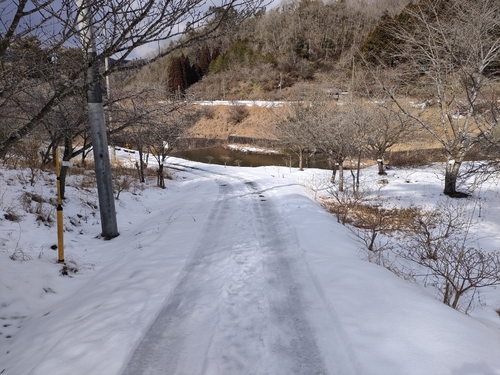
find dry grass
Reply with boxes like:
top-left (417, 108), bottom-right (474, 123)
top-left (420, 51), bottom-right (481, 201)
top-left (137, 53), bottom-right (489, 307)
top-left (21, 192), bottom-right (54, 226)
top-left (386, 148), bottom-right (444, 168)
top-left (323, 197), bottom-right (418, 234)
top-left (227, 105), bottom-right (249, 124)
top-left (186, 105), bottom-right (283, 140)
top-left (4, 210), bottom-right (21, 222)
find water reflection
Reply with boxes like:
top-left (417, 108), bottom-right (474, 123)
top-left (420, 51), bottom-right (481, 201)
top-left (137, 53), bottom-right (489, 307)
top-left (172, 146), bottom-right (330, 169)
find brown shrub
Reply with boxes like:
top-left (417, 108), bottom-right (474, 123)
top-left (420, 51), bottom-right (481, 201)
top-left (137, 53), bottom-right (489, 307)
top-left (387, 149), bottom-right (442, 168)
top-left (227, 104), bottom-right (249, 124)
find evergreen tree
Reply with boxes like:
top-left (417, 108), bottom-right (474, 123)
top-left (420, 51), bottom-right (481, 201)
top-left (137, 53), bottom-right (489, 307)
top-left (198, 45), bottom-right (212, 74)
top-left (168, 56), bottom-right (185, 92)
top-left (183, 55), bottom-right (193, 87)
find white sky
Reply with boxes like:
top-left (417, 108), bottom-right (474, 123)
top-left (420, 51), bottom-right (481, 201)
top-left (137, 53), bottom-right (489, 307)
top-left (1, 142), bottom-right (500, 375)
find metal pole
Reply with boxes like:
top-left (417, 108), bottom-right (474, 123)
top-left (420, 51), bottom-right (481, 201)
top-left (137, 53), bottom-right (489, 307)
top-left (55, 148), bottom-right (64, 264)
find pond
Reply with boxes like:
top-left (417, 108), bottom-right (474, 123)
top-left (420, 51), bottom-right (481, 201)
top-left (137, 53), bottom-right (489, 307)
top-left (172, 146), bottom-right (331, 169)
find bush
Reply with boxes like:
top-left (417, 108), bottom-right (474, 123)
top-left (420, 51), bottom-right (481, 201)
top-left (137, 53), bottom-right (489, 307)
top-left (396, 200), bottom-right (500, 313)
top-left (4, 210), bottom-right (21, 222)
top-left (387, 149), bottom-right (442, 168)
top-left (227, 104), bottom-right (249, 124)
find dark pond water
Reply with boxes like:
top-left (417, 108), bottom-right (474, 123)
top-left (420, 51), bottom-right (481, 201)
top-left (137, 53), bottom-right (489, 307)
top-left (172, 146), bottom-right (331, 169)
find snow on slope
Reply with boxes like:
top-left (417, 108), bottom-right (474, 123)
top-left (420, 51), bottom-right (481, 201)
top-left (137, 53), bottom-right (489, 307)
top-left (0, 152), bottom-right (499, 375)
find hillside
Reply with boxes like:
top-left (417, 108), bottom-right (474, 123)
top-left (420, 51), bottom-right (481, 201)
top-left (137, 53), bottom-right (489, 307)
top-left (186, 103), bottom-right (282, 141)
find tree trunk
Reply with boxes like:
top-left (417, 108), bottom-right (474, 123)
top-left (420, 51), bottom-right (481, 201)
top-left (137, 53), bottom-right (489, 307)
top-left (40, 138), bottom-right (59, 170)
top-left (368, 231), bottom-right (377, 251)
top-left (298, 148), bottom-right (304, 171)
top-left (443, 281), bottom-right (452, 306)
top-left (157, 163), bottom-right (165, 188)
top-left (444, 159), bottom-right (462, 196)
top-left (377, 158), bottom-right (386, 175)
top-left (350, 168), bottom-right (356, 195)
top-left (355, 152), bottom-right (361, 197)
top-left (331, 163), bottom-right (338, 183)
top-left (59, 136), bottom-right (73, 199)
top-left (137, 149), bottom-right (145, 183)
top-left (338, 162), bottom-right (344, 192)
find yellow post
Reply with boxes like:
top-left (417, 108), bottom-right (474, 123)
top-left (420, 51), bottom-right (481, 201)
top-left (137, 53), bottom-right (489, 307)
top-left (55, 148), bottom-right (64, 264)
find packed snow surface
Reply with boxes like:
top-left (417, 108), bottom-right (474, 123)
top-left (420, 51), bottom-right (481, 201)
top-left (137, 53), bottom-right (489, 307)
top-left (1, 151), bottom-right (500, 375)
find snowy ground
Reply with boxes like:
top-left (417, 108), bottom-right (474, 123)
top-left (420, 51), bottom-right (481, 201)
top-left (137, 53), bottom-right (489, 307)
top-left (1, 150), bottom-right (500, 375)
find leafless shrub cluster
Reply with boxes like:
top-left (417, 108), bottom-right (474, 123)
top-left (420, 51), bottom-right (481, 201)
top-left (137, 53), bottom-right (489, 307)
top-left (227, 104), bottom-right (249, 124)
top-left (302, 173), bottom-right (331, 200)
top-left (7, 139), bottom-right (44, 186)
top-left (200, 106), bottom-right (216, 120)
top-left (324, 188), bottom-right (417, 252)
top-left (326, 188), bottom-right (500, 313)
top-left (68, 174), bottom-right (96, 191)
top-left (325, 188), bottom-right (372, 225)
top-left (9, 248), bottom-right (33, 262)
top-left (60, 256), bottom-right (96, 277)
top-left (387, 149), bottom-right (437, 168)
top-left (349, 203), bottom-right (417, 252)
top-left (395, 200), bottom-right (500, 313)
top-left (4, 209), bottom-right (21, 223)
top-left (112, 165), bottom-right (138, 200)
top-left (20, 192), bottom-right (54, 226)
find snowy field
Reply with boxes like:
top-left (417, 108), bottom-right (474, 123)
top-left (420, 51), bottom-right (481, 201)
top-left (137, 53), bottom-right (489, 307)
top-left (1, 149), bottom-right (500, 375)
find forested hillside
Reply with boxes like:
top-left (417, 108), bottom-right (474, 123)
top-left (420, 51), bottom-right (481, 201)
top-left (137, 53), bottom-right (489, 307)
top-left (135, 0), bottom-right (414, 100)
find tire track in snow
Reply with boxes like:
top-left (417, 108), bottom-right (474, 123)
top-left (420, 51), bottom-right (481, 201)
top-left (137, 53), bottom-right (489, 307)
top-left (121, 176), bottom-right (272, 375)
top-left (246, 180), bottom-right (361, 375)
top-left (247, 180), bottom-right (329, 375)
top-left (121, 165), bottom-right (360, 374)
top-left (121, 181), bottom-right (236, 375)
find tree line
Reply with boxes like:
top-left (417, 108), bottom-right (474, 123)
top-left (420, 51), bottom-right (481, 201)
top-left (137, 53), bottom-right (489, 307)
top-left (269, 0), bottom-right (500, 197)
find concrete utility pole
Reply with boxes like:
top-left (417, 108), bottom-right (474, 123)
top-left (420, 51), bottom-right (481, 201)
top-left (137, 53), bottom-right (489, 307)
top-left (76, 0), bottom-right (119, 239)
top-left (103, 24), bottom-right (116, 161)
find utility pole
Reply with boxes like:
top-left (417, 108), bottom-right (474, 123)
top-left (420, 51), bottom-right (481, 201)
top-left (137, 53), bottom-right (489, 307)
top-left (103, 24), bottom-right (115, 161)
top-left (76, 0), bottom-right (119, 239)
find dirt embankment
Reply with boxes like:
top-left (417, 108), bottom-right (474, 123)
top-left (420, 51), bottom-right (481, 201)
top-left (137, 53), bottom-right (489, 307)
top-left (185, 104), bottom-right (282, 141)
top-left (185, 102), bottom-right (438, 150)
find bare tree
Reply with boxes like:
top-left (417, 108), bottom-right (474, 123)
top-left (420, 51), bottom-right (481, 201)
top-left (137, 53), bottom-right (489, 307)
top-left (374, 0), bottom-right (500, 196)
top-left (364, 101), bottom-right (413, 175)
top-left (1, 0), bottom-right (267, 238)
top-left (274, 100), bottom-right (316, 171)
top-left (140, 90), bottom-right (198, 188)
top-left (148, 113), bottom-right (190, 188)
top-left (312, 101), bottom-right (356, 192)
top-left (220, 155), bottom-right (233, 168)
top-left (111, 83), bottom-right (189, 187)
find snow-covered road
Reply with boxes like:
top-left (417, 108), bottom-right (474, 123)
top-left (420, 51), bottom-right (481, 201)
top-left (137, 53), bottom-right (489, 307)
top-left (121, 166), bottom-right (360, 375)
top-left (4, 156), bottom-right (500, 375)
